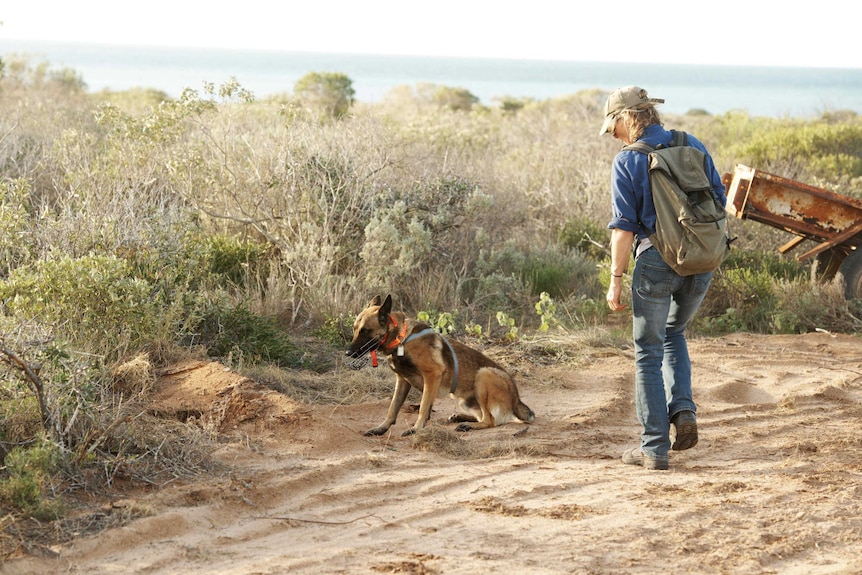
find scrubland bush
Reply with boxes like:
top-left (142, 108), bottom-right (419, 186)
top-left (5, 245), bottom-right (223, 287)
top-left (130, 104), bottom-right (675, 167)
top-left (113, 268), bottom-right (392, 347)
top-left (2, 58), bottom-right (862, 518)
top-left (700, 111), bottom-right (862, 198)
top-left (0, 435), bottom-right (63, 520)
top-left (0, 254), bottom-right (166, 355)
top-left (696, 249), bottom-right (862, 334)
top-left (293, 71), bottom-right (356, 118)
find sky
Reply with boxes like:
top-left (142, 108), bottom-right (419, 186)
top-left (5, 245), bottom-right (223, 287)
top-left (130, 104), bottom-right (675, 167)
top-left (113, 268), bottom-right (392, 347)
top-left (1, 1), bottom-right (861, 70)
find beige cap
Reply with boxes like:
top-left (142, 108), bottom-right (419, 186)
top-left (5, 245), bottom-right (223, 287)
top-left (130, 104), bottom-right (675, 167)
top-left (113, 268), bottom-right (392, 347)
top-left (598, 86), bottom-right (665, 136)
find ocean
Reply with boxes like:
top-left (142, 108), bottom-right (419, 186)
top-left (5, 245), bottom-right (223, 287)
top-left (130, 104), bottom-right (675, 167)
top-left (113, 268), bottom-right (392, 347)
top-left (2, 40), bottom-right (862, 118)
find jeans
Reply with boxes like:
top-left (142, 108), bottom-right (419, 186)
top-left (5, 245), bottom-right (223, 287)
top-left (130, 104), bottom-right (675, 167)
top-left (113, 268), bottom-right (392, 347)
top-left (631, 247), bottom-right (711, 461)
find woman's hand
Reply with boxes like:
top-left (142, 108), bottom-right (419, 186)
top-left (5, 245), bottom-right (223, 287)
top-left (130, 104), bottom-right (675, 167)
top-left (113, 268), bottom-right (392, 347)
top-left (607, 276), bottom-right (627, 311)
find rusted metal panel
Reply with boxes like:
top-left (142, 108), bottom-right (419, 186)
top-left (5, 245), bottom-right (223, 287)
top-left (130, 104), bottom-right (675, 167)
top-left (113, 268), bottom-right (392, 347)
top-left (725, 165), bottom-right (862, 252)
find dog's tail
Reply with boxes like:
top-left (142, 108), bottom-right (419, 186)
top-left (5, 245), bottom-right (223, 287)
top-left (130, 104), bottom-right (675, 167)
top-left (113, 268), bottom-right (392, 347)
top-left (514, 400), bottom-right (535, 424)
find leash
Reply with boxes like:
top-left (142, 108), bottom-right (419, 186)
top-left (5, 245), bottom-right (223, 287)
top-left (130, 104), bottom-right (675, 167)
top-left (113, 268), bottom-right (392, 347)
top-left (379, 319), bottom-right (460, 394)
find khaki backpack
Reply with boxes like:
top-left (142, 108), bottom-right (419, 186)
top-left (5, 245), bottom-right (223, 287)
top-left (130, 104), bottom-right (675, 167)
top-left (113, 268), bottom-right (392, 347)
top-left (624, 130), bottom-right (732, 276)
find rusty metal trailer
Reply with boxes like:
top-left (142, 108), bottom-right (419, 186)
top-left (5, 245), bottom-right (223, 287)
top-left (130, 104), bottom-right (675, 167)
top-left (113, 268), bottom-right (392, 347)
top-left (723, 164), bottom-right (862, 299)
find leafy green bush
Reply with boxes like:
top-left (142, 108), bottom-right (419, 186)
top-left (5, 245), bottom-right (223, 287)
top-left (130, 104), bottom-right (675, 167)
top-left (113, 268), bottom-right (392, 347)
top-left (432, 85), bottom-right (479, 112)
top-left (524, 247), bottom-right (603, 300)
top-left (558, 217), bottom-right (609, 261)
top-left (722, 249), bottom-right (809, 281)
top-left (0, 393), bottom-right (41, 450)
top-left (0, 178), bottom-right (34, 276)
top-left (467, 272), bottom-right (529, 317)
top-left (195, 301), bottom-right (302, 367)
top-left (0, 255), bottom-right (163, 356)
top-left (417, 309), bottom-right (457, 335)
top-left (694, 246), bottom-right (862, 335)
top-left (360, 176), bottom-right (495, 309)
top-left (294, 72), bottom-right (356, 118)
top-left (694, 249), bottom-right (813, 334)
top-left (717, 117), bottom-right (862, 193)
top-left (697, 267), bottom-right (778, 334)
top-left (473, 243), bottom-right (602, 301)
top-left (314, 313), bottom-right (355, 346)
top-left (198, 234), bottom-right (270, 287)
top-left (0, 436), bottom-right (64, 520)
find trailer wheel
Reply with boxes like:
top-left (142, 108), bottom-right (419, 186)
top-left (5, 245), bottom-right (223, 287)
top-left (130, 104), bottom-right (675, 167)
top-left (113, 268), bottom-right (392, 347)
top-left (838, 248), bottom-right (862, 300)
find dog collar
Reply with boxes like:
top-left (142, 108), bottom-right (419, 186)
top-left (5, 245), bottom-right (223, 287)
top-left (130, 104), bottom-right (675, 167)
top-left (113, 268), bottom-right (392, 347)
top-left (380, 315), bottom-right (409, 352)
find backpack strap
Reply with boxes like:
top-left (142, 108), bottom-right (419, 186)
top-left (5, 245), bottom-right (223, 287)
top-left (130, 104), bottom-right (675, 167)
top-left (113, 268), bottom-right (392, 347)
top-left (669, 129), bottom-right (689, 147)
top-left (623, 130), bottom-right (689, 154)
top-left (622, 141), bottom-right (654, 155)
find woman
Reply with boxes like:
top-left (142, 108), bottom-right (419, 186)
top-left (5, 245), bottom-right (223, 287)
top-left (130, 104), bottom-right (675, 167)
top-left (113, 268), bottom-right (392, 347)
top-left (601, 86), bottom-right (727, 470)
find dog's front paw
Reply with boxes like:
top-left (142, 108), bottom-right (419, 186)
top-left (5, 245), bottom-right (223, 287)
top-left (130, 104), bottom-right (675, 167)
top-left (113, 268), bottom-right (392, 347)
top-left (364, 427), bottom-right (388, 436)
top-left (401, 428), bottom-right (417, 437)
top-left (454, 423), bottom-right (474, 432)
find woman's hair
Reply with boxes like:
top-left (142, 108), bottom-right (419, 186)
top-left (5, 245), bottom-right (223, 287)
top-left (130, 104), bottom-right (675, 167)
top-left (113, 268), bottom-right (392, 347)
top-left (619, 106), bottom-right (663, 141)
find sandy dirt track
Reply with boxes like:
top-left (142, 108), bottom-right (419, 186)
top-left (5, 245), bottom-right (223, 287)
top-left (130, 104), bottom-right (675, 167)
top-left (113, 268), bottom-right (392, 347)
top-left (3, 331), bottom-right (862, 575)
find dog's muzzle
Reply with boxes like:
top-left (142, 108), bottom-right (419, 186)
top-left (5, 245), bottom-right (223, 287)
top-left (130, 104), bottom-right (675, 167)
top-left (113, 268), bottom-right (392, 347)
top-left (345, 336), bottom-right (381, 359)
top-left (344, 337), bottom-right (382, 369)
top-left (345, 354), bottom-right (370, 370)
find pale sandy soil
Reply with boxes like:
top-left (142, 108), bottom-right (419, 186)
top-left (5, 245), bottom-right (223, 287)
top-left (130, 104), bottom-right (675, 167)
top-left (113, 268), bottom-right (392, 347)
top-left (3, 331), bottom-right (862, 575)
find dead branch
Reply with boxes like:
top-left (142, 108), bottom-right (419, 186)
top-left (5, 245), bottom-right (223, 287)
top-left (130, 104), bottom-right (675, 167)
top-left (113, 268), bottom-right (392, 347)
top-left (0, 339), bottom-right (56, 440)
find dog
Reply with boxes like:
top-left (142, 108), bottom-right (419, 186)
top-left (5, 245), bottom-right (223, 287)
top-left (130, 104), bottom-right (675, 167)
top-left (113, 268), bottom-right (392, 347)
top-left (346, 294), bottom-right (535, 436)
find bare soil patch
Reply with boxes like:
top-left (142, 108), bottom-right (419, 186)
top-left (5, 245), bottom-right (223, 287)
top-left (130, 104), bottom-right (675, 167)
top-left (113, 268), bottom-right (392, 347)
top-left (3, 332), bottom-right (862, 575)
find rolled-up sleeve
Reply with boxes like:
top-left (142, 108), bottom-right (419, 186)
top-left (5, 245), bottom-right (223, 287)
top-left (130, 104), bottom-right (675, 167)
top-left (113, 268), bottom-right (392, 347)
top-left (607, 151), bottom-right (650, 235)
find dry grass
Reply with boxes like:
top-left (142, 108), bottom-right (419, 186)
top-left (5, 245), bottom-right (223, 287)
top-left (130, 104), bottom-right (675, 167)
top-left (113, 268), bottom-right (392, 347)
top-left (110, 354), bottom-right (156, 397)
top-left (0, 498), bottom-right (154, 560)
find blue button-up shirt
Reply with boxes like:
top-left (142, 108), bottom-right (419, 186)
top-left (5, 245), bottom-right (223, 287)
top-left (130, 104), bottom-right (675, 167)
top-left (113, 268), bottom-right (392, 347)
top-left (607, 124), bottom-right (727, 243)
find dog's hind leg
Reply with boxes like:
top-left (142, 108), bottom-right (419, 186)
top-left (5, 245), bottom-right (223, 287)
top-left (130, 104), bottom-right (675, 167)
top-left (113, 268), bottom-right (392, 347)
top-left (448, 413), bottom-right (478, 423)
top-left (454, 376), bottom-right (497, 432)
top-left (448, 394), bottom-right (481, 424)
top-left (365, 375), bottom-right (411, 436)
top-left (454, 368), bottom-right (520, 432)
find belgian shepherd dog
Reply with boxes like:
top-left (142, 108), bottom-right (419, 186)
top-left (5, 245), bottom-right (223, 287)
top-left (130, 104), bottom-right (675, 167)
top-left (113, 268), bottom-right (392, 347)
top-left (346, 295), bottom-right (535, 436)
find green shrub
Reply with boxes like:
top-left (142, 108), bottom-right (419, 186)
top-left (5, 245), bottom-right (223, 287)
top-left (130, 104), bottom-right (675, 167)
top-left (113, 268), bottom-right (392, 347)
top-left (314, 313), bottom-right (355, 346)
top-left (199, 234), bottom-right (270, 287)
top-left (695, 249), bottom-right (812, 334)
top-left (360, 176), bottom-right (494, 309)
top-left (523, 247), bottom-right (603, 300)
top-left (0, 178), bottom-right (34, 276)
top-left (722, 249), bottom-right (809, 281)
top-left (492, 96), bottom-right (533, 113)
top-left (694, 260), bottom-right (862, 335)
top-left (0, 321), bottom-right (110, 453)
top-left (724, 119), bottom-right (862, 183)
top-left (0, 394), bottom-right (42, 450)
top-left (467, 272), bottom-right (529, 316)
top-left (196, 301), bottom-right (302, 367)
top-left (697, 267), bottom-right (778, 334)
top-left (535, 292), bottom-right (558, 332)
top-left (432, 85), bottom-right (479, 112)
top-left (417, 309), bottom-right (457, 335)
top-left (0, 254), bottom-right (162, 355)
top-left (771, 279), bottom-right (862, 334)
top-left (472, 243), bottom-right (602, 304)
top-left (0, 436), bottom-right (64, 520)
top-left (294, 72), bottom-right (356, 118)
top-left (558, 217), bottom-right (609, 261)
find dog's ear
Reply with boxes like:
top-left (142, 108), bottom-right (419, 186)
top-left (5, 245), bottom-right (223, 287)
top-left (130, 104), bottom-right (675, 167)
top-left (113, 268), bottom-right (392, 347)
top-left (369, 295), bottom-right (382, 306)
top-left (378, 294), bottom-right (393, 323)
